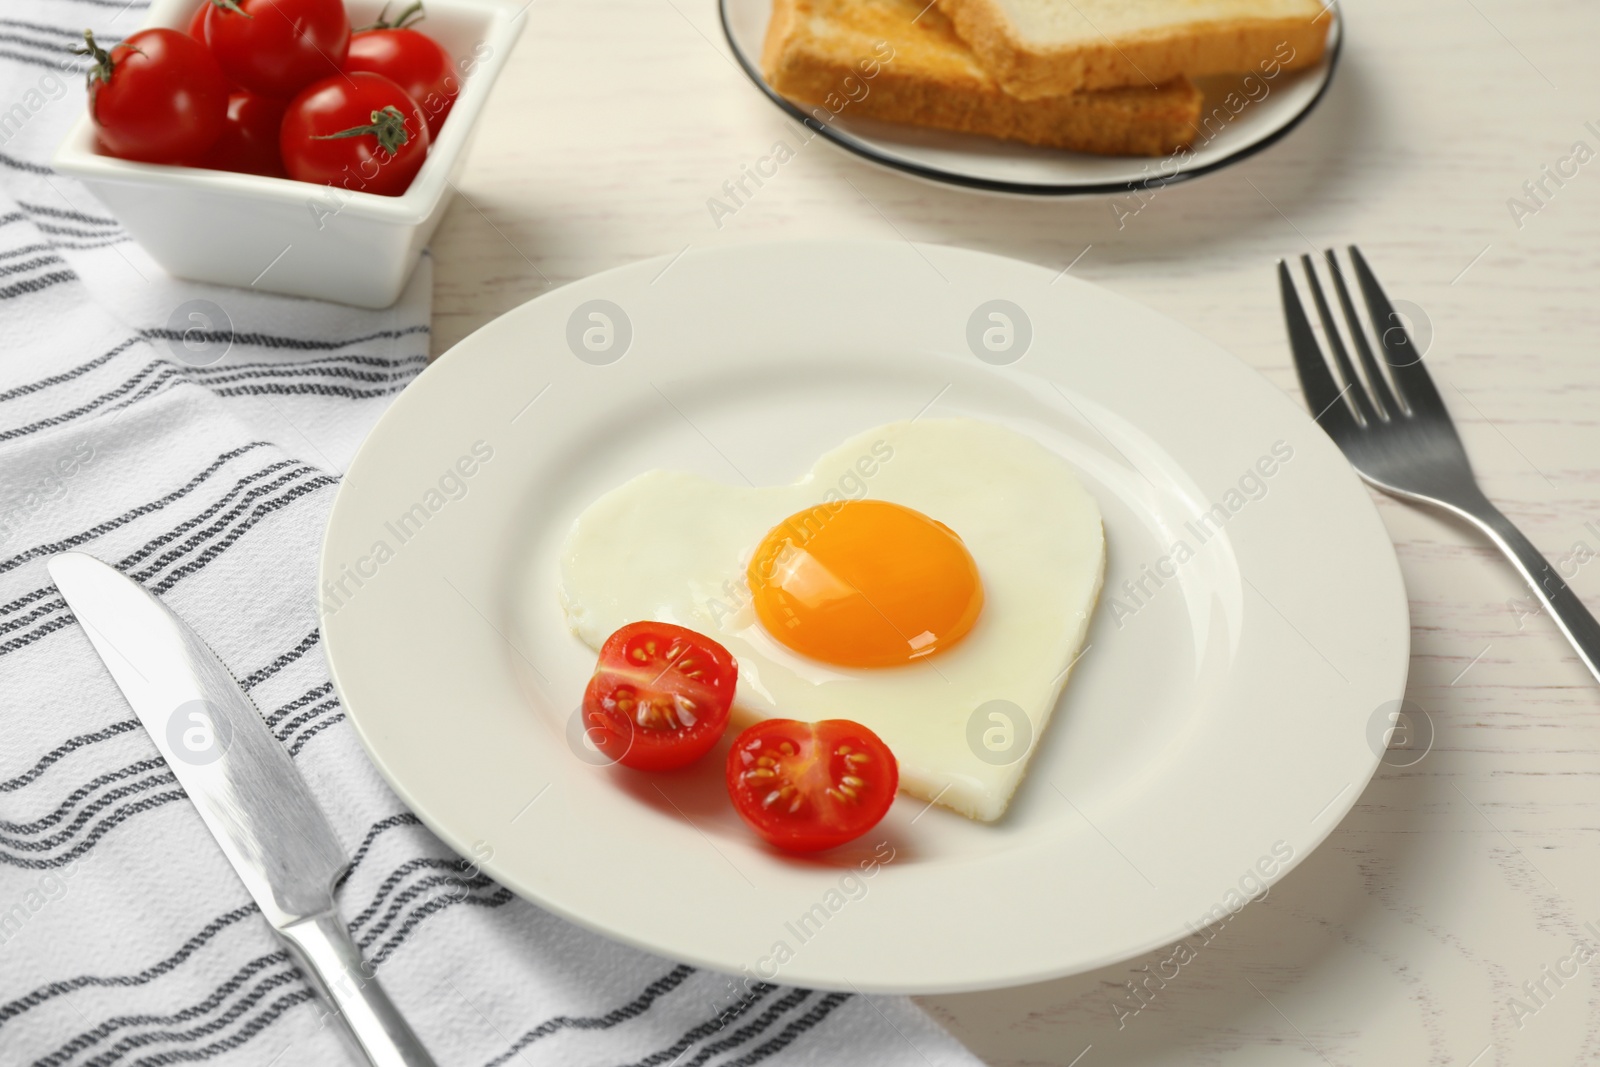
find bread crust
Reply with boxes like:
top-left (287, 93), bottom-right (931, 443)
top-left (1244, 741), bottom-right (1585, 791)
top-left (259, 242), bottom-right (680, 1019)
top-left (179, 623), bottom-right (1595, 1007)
top-left (761, 0), bottom-right (1203, 156)
top-left (936, 0), bottom-right (1330, 97)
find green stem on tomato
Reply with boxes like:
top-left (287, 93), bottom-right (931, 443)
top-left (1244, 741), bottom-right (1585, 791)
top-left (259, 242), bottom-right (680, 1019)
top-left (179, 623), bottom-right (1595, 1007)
top-left (311, 106), bottom-right (411, 155)
top-left (355, 0), bottom-right (425, 32)
top-left (72, 29), bottom-right (115, 88)
top-left (206, 0), bottom-right (252, 16)
top-left (73, 28), bottom-right (143, 99)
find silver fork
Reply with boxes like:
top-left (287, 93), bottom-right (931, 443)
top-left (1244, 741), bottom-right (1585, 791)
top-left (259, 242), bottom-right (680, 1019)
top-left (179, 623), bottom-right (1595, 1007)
top-left (1279, 245), bottom-right (1600, 684)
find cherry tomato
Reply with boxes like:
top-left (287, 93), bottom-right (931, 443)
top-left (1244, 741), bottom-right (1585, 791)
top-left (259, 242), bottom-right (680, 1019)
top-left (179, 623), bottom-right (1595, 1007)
top-left (280, 72), bottom-right (429, 195)
top-left (78, 29), bottom-right (228, 165)
top-left (203, 0), bottom-right (350, 99)
top-left (201, 89), bottom-right (288, 177)
top-left (580, 622), bottom-right (738, 772)
top-left (187, 2), bottom-right (209, 40)
top-left (344, 2), bottom-right (458, 139)
top-left (726, 719), bottom-right (898, 853)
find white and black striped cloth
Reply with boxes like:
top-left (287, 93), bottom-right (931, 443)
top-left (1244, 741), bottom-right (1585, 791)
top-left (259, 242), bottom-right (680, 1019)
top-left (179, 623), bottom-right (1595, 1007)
top-left (0, 4), bottom-right (982, 1066)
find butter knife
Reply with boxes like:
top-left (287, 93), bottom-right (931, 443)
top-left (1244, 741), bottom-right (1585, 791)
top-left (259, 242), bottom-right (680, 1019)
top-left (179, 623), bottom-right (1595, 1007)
top-left (47, 552), bottom-right (438, 1067)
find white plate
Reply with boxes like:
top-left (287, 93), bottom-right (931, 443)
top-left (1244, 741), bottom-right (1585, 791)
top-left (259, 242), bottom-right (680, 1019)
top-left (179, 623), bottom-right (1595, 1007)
top-left (719, 0), bottom-right (1342, 196)
top-left (320, 240), bottom-right (1408, 994)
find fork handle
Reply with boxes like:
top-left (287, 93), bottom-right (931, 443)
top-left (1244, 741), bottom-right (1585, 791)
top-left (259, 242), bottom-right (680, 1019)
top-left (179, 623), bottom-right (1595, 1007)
top-left (1463, 499), bottom-right (1600, 685)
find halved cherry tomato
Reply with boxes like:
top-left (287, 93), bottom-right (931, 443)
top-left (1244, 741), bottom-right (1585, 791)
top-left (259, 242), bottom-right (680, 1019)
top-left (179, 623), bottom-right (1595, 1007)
top-left (581, 622), bottom-right (738, 772)
top-left (79, 29), bottom-right (228, 165)
top-left (344, 2), bottom-right (458, 139)
top-left (203, 0), bottom-right (350, 99)
top-left (280, 72), bottom-right (429, 195)
top-left (202, 89), bottom-right (288, 177)
top-left (726, 719), bottom-right (898, 852)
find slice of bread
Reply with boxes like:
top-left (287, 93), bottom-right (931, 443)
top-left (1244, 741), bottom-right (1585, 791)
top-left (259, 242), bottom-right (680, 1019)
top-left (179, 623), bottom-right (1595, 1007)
top-left (936, 0), bottom-right (1330, 98)
top-left (761, 0), bottom-right (1203, 156)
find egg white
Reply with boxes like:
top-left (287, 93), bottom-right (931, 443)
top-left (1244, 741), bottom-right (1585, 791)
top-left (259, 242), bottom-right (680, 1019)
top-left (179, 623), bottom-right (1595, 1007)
top-left (557, 418), bottom-right (1105, 821)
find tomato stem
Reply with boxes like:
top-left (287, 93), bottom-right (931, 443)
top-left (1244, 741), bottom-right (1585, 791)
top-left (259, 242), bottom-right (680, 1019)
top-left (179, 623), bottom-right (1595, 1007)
top-left (72, 30), bottom-right (115, 88)
top-left (356, 0), bottom-right (425, 31)
top-left (205, 0), bottom-right (253, 16)
top-left (311, 106), bottom-right (411, 155)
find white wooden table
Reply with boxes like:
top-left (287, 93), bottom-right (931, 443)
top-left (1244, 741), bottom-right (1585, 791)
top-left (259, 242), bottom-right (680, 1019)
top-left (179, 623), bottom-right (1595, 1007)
top-left (430, 0), bottom-right (1600, 1061)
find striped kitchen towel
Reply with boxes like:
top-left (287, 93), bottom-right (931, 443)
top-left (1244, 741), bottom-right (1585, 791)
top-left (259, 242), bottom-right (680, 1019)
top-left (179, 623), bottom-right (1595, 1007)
top-left (0, 3), bottom-right (982, 1066)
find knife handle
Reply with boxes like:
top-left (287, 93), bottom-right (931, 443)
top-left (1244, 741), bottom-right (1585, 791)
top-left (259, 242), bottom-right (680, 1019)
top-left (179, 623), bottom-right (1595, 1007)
top-left (280, 911), bottom-right (439, 1067)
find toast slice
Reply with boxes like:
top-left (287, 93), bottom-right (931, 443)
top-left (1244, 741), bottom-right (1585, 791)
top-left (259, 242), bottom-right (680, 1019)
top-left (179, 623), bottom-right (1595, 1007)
top-left (761, 0), bottom-right (1203, 157)
top-left (936, 0), bottom-right (1330, 98)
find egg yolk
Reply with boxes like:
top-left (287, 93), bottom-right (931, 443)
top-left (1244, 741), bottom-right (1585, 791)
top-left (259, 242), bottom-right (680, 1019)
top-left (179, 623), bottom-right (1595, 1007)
top-left (746, 500), bottom-right (983, 668)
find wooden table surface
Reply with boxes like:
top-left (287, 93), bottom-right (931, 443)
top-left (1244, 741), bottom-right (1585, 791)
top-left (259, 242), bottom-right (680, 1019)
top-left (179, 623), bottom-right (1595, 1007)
top-left (430, 0), bottom-right (1600, 1062)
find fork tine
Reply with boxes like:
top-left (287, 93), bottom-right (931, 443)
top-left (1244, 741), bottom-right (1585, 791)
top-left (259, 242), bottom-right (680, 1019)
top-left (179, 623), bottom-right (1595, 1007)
top-left (1300, 254), bottom-right (1378, 424)
top-left (1278, 260), bottom-right (1357, 433)
top-left (1324, 249), bottom-right (1401, 417)
top-left (1348, 246), bottom-right (1449, 418)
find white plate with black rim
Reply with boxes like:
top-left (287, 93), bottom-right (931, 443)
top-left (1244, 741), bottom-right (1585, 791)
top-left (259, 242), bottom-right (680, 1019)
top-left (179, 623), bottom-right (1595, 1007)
top-left (320, 240), bottom-right (1407, 994)
top-left (718, 0), bottom-right (1342, 197)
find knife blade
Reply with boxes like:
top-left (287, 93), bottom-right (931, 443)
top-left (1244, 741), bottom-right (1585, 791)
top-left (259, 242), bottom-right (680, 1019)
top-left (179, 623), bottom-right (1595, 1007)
top-left (48, 552), bottom-right (437, 1067)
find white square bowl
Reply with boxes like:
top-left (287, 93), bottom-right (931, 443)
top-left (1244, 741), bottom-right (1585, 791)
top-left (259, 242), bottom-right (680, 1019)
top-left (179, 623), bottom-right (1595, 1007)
top-left (52, 0), bottom-right (523, 308)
